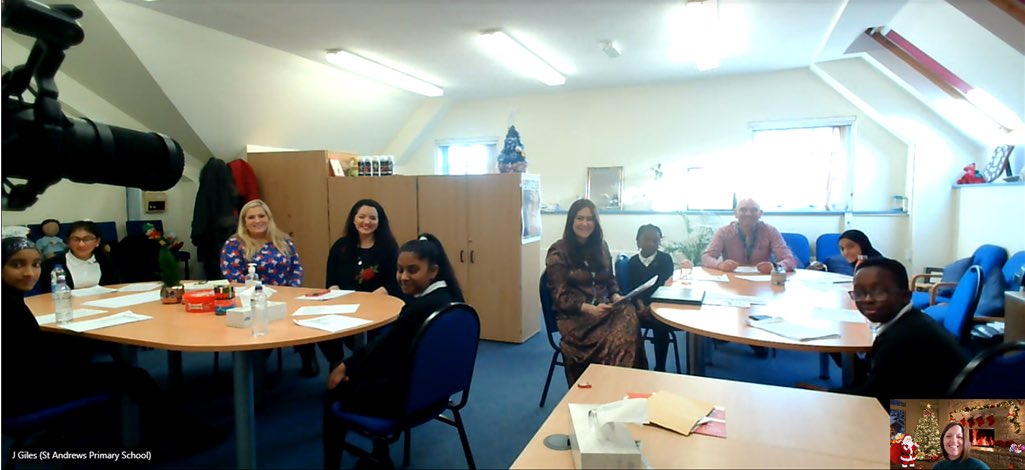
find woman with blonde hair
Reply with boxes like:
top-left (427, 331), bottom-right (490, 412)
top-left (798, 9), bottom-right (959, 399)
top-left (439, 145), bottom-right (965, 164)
top-left (220, 199), bottom-right (316, 375)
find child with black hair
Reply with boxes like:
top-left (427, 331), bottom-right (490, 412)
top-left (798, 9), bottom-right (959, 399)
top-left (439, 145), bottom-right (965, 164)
top-left (35, 218), bottom-right (66, 259)
top-left (626, 224), bottom-right (676, 372)
top-left (325, 233), bottom-right (464, 418)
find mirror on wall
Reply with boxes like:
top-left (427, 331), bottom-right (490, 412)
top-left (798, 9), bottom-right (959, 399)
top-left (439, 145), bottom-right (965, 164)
top-left (586, 166), bottom-right (624, 210)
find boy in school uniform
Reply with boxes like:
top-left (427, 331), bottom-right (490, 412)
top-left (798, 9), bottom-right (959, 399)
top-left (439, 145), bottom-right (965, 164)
top-left (625, 224), bottom-right (676, 372)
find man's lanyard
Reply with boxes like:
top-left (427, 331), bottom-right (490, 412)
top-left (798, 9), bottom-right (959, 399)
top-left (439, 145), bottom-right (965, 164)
top-left (736, 223), bottom-right (758, 263)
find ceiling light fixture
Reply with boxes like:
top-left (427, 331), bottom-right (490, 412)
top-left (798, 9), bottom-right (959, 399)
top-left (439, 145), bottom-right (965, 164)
top-left (325, 49), bottom-right (443, 97)
top-left (670, 0), bottom-right (721, 71)
top-left (600, 40), bottom-right (622, 59)
top-left (479, 29), bottom-right (565, 86)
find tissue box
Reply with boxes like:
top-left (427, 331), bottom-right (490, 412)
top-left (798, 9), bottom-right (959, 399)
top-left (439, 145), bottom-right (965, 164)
top-left (225, 301), bottom-right (287, 328)
top-left (568, 404), bottom-right (644, 469)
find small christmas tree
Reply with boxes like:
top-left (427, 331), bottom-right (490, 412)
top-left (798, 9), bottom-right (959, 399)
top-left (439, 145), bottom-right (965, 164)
top-left (497, 126), bottom-right (528, 173)
top-left (914, 403), bottom-right (942, 461)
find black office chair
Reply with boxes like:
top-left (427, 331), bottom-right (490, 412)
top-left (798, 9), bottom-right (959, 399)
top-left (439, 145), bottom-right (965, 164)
top-left (323, 303), bottom-right (480, 469)
top-left (948, 341), bottom-right (1025, 397)
top-left (3, 393), bottom-right (113, 468)
top-left (538, 271), bottom-right (564, 407)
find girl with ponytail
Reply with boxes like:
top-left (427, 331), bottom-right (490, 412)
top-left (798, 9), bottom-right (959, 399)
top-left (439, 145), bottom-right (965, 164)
top-left (325, 233), bottom-right (463, 417)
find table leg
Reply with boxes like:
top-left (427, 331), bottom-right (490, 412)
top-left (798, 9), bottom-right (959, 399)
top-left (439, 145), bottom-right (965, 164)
top-left (120, 345), bottom-right (140, 448)
top-left (841, 353), bottom-right (856, 388)
top-left (686, 333), bottom-right (704, 376)
top-left (168, 350), bottom-right (183, 391)
top-left (352, 332), bottom-right (368, 349)
top-left (233, 350), bottom-right (257, 469)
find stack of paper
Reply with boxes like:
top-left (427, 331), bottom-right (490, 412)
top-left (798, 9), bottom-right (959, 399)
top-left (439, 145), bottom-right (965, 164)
top-left (748, 318), bottom-right (840, 341)
top-left (293, 315), bottom-right (371, 333)
top-left (292, 305), bottom-right (360, 316)
top-left (60, 311), bottom-right (152, 333)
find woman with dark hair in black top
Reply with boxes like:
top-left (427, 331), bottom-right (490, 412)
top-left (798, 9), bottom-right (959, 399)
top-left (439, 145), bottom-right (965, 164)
top-left (319, 199), bottom-right (401, 369)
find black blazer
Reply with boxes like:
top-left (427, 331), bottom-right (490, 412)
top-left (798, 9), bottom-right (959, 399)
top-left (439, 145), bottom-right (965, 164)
top-left (846, 308), bottom-right (967, 402)
top-left (625, 251), bottom-right (674, 302)
top-left (40, 251), bottom-right (120, 292)
top-left (333, 287), bottom-right (455, 417)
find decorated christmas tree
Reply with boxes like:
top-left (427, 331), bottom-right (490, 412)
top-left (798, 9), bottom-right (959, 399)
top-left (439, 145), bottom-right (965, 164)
top-left (497, 126), bottom-right (528, 173)
top-left (914, 403), bottom-right (942, 461)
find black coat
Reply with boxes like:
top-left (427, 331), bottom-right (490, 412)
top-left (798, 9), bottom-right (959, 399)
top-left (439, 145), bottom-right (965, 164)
top-left (191, 158), bottom-right (240, 272)
top-left (846, 308), bottom-right (967, 402)
top-left (331, 287), bottom-right (455, 417)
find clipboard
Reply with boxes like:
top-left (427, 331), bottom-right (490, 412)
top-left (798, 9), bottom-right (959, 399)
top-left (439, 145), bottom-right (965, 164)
top-left (613, 275), bottom-right (659, 305)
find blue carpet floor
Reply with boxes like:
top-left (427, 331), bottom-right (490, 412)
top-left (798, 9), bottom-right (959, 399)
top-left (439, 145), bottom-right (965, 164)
top-left (5, 317), bottom-right (844, 469)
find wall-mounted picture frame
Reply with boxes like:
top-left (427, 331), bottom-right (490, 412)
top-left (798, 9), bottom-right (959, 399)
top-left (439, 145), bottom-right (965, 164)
top-left (586, 166), bottom-right (623, 210)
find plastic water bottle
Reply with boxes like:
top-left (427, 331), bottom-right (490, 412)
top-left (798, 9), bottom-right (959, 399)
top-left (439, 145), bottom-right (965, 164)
top-left (54, 274), bottom-right (73, 324)
top-left (50, 264), bottom-right (66, 297)
top-left (771, 263), bottom-right (787, 287)
top-left (251, 283), bottom-right (268, 337)
top-left (244, 263), bottom-right (259, 288)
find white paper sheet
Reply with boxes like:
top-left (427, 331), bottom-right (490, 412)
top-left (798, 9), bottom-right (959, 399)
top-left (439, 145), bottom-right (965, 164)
top-left (748, 318), bottom-right (840, 341)
top-left (733, 266), bottom-right (760, 274)
top-left (812, 307), bottom-right (866, 323)
top-left (294, 290), bottom-right (354, 301)
top-left (735, 275), bottom-right (773, 282)
top-left (82, 290), bottom-right (161, 309)
top-left (117, 282), bottom-right (163, 292)
top-left (70, 285), bottom-right (118, 297)
top-left (592, 399), bottom-right (650, 439)
top-left (36, 308), bottom-right (109, 325)
top-left (293, 315), bottom-right (372, 333)
top-left (691, 272), bottom-right (729, 282)
top-left (292, 304), bottom-right (360, 316)
top-left (60, 311), bottom-right (152, 333)
top-left (703, 292), bottom-right (767, 307)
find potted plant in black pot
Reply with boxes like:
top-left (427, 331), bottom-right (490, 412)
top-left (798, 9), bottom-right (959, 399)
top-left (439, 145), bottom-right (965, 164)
top-left (159, 246), bottom-right (184, 304)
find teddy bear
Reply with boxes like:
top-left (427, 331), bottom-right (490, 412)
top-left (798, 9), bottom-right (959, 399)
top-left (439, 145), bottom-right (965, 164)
top-left (956, 163), bottom-right (987, 185)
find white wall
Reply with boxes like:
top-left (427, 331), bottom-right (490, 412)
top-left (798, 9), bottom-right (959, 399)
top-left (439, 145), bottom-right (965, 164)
top-left (402, 68), bottom-right (911, 265)
top-left (954, 184), bottom-right (1025, 259)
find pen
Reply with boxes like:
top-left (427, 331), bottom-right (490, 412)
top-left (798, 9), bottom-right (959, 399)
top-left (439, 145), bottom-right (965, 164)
top-left (309, 289), bottom-right (331, 297)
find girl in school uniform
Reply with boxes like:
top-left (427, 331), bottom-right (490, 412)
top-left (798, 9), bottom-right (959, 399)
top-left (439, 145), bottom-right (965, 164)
top-left (220, 199), bottom-right (318, 377)
top-left (626, 224), bottom-right (676, 372)
top-left (325, 233), bottom-right (464, 418)
top-left (40, 220), bottom-right (120, 292)
top-left (839, 229), bottom-right (883, 269)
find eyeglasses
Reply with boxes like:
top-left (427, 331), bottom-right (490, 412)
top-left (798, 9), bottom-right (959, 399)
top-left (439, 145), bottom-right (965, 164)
top-left (848, 288), bottom-right (892, 301)
top-left (69, 236), bottom-right (98, 244)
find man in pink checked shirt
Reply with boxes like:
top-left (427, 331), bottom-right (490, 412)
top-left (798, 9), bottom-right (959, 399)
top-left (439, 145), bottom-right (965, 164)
top-left (701, 198), bottom-right (798, 273)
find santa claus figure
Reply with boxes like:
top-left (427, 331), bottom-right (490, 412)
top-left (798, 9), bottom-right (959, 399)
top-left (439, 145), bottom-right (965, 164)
top-left (899, 435), bottom-right (918, 468)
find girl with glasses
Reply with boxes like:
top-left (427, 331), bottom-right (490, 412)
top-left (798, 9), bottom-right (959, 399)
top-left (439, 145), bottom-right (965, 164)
top-left (40, 220), bottom-right (119, 292)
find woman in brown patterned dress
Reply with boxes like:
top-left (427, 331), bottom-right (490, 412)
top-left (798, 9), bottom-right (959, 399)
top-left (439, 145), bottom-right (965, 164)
top-left (545, 199), bottom-right (648, 385)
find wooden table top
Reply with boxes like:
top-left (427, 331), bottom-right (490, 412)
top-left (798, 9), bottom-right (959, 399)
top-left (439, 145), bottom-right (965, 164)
top-left (511, 364), bottom-right (889, 469)
top-left (652, 268), bottom-right (873, 353)
top-left (25, 284), bottom-right (404, 352)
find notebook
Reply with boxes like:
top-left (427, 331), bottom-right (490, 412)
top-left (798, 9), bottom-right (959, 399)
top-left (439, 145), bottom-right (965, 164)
top-left (650, 286), bottom-right (705, 305)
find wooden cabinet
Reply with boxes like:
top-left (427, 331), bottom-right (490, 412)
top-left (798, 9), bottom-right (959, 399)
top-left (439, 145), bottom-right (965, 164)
top-left (247, 150), bottom-right (354, 288)
top-left (418, 174), bottom-right (541, 343)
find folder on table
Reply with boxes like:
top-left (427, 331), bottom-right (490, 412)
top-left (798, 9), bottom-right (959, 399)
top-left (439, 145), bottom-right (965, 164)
top-left (650, 286), bottom-right (705, 306)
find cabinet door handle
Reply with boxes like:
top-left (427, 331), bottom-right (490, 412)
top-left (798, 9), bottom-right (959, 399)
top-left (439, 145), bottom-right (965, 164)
top-left (470, 250), bottom-right (475, 263)
top-left (460, 250), bottom-right (465, 263)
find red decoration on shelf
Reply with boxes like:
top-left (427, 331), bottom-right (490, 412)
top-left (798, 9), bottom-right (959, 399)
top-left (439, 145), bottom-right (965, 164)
top-left (968, 418), bottom-right (975, 427)
top-left (976, 417), bottom-right (985, 427)
top-left (988, 415), bottom-right (996, 426)
top-left (961, 418), bottom-right (967, 428)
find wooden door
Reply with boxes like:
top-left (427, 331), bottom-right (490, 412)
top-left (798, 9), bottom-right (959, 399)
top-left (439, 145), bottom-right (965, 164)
top-left (416, 176), bottom-right (469, 286)
top-left (467, 174), bottom-right (525, 342)
top-left (247, 151), bottom-right (331, 288)
top-left (327, 176), bottom-right (419, 247)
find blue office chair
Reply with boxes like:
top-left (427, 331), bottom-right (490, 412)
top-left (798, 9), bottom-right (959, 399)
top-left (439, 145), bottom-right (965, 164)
top-left (912, 244), bottom-right (1007, 310)
top-left (781, 233), bottom-right (810, 268)
top-left (925, 265), bottom-right (982, 348)
top-left (948, 341), bottom-right (1025, 397)
top-left (815, 233), bottom-right (841, 262)
top-left (538, 271), bottom-right (563, 407)
top-left (324, 303), bottom-right (480, 469)
top-left (1003, 251), bottom-right (1025, 289)
top-left (3, 393), bottom-right (112, 467)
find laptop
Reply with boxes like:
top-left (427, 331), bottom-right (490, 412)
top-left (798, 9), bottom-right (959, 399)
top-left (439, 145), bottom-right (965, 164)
top-left (650, 286), bottom-right (706, 306)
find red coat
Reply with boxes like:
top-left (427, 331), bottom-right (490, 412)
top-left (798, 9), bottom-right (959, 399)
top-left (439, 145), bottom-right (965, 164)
top-left (227, 159), bottom-right (261, 203)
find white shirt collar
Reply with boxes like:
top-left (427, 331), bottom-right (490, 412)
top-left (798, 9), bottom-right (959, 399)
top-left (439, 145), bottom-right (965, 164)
top-left (415, 280), bottom-right (447, 298)
top-left (65, 253), bottom-right (97, 265)
top-left (638, 251), bottom-right (656, 267)
top-left (874, 302), bottom-right (913, 338)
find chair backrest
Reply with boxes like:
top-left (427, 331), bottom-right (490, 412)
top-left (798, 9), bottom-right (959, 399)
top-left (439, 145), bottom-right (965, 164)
top-left (970, 245), bottom-right (1009, 317)
top-left (1003, 251), bottom-right (1025, 288)
top-left (949, 341), bottom-right (1025, 397)
top-left (405, 303), bottom-right (481, 414)
top-left (942, 265), bottom-right (983, 344)
top-left (815, 233), bottom-right (841, 262)
top-left (614, 253), bottom-right (631, 291)
top-left (539, 271), bottom-right (560, 351)
top-left (781, 232), bottom-right (810, 268)
top-left (971, 244), bottom-right (1008, 277)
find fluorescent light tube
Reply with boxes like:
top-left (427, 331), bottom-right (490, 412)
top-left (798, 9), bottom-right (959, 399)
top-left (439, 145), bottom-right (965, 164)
top-left (480, 30), bottom-right (565, 86)
top-left (326, 50), bottom-right (443, 97)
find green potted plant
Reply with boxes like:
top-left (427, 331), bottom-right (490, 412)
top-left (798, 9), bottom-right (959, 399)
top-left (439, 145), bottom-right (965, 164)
top-left (158, 246), bottom-right (185, 304)
top-left (663, 212), bottom-right (718, 266)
